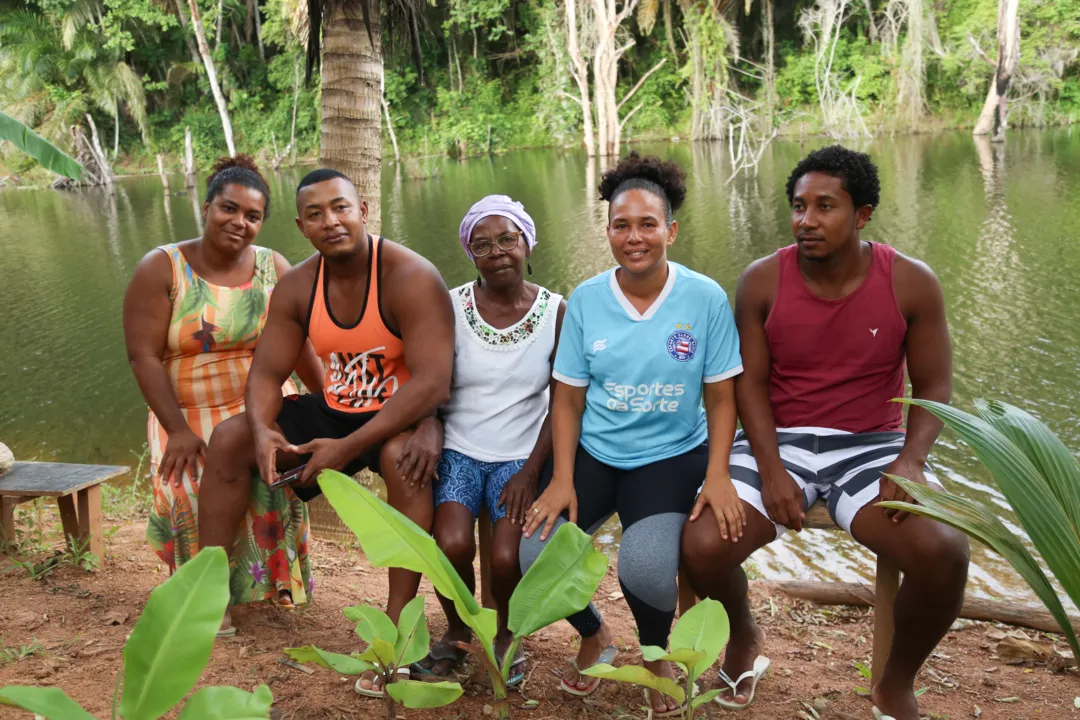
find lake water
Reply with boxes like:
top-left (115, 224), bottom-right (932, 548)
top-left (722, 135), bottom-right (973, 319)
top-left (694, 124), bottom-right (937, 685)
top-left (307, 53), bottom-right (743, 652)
top-left (2, 130), bottom-right (1078, 602)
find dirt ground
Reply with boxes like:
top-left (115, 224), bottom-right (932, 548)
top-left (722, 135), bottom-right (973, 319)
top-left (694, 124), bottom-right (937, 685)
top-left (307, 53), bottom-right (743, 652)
top-left (0, 508), bottom-right (1077, 720)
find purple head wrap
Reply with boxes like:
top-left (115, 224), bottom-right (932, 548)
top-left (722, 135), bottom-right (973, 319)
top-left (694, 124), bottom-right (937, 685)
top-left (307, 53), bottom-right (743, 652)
top-left (458, 194), bottom-right (537, 260)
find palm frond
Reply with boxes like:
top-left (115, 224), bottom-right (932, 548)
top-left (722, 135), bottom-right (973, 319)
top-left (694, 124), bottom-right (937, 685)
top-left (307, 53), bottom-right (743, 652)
top-left (638, 0), bottom-right (659, 35)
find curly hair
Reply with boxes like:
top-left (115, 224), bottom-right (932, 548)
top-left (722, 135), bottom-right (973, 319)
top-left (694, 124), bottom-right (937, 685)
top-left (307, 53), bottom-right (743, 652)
top-left (598, 152), bottom-right (687, 223)
top-left (785, 145), bottom-right (880, 209)
top-left (205, 154), bottom-right (272, 218)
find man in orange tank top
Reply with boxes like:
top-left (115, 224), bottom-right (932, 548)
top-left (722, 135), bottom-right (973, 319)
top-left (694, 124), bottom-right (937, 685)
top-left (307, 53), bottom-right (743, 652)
top-left (196, 170), bottom-right (454, 697)
top-left (681, 147), bottom-right (968, 720)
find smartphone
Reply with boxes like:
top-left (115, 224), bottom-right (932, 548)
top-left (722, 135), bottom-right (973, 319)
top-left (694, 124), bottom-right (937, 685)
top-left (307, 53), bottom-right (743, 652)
top-left (270, 464), bottom-right (307, 489)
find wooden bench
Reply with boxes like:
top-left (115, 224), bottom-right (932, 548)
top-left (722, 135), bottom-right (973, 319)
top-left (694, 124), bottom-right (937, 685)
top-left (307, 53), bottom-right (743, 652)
top-left (678, 500), bottom-right (899, 687)
top-left (0, 462), bottom-right (129, 564)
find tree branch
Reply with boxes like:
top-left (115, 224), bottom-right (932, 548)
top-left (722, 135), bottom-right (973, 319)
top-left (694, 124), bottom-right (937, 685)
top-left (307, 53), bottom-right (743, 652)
top-left (618, 101), bottom-right (645, 130)
top-left (617, 57), bottom-right (667, 112)
top-left (614, 0), bottom-right (640, 27)
top-left (558, 90), bottom-right (585, 107)
top-left (967, 33), bottom-right (997, 69)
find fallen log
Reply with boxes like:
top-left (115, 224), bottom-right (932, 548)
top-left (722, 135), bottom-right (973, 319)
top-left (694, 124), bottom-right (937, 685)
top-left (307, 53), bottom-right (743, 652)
top-left (774, 581), bottom-right (1078, 635)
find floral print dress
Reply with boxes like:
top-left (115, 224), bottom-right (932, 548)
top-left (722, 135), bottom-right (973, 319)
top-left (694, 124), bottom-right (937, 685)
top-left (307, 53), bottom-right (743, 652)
top-left (145, 243), bottom-right (313, 606)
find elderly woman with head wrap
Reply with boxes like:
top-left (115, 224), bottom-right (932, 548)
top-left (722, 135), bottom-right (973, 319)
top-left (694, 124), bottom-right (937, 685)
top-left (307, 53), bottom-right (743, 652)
top-left (411, 195), bottom-right (566, 684)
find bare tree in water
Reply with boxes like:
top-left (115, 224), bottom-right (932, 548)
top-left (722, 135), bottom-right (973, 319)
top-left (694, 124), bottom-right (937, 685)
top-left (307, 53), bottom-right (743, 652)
top-left (973, 0), bottom-right (1020, 142)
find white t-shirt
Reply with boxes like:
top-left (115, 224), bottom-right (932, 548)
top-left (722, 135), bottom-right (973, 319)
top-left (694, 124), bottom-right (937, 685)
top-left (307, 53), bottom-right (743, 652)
top-left (442, 283), bottom-right (563, 462)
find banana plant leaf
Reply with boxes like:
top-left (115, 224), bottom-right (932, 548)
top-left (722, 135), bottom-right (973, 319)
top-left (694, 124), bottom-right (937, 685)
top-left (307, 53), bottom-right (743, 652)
top-left (395, 595), bottom-right (432, 668)
top-left (0, 686), bottom-right (95, 720)
top-left (386, 680), bottom-right (464, 709)
top-left (879, 476), bottom-right (1080, 659)
top-left (317, 471), bottom-right (498, 655)
top-left (580, 664), bottom-right (686, 704)
top-left (669, 597), bottom-right (730, 679)
top-left (346, 605), bottom-right (398, 645)
top-left (285, 646), bottom-right (375, 675)
top-left (120, 546), bottom-right (230, 720)
top-left (176, 685), bottom-right (274, 719)
top-left (508, 522), bottom-right (609, 639)
top-left (0, 112), bottom-right (83, 180)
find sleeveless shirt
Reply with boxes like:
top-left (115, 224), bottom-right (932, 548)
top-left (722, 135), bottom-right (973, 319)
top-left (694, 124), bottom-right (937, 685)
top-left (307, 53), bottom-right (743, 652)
top-left (442, 283), bottom-right (562, 462)
top-left (307, 235), bottom-right (410, 413)
top-left (765, 242), bottom-right (907, 433)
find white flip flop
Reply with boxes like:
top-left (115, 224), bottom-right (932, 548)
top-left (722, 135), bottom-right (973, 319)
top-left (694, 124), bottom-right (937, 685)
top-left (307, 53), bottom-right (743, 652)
top-left (713, 655), bottom-right (771, 710)
top-left (355, 666), bottom-right (410, 698)
top-left (872, 707), bottom-right (895, 720)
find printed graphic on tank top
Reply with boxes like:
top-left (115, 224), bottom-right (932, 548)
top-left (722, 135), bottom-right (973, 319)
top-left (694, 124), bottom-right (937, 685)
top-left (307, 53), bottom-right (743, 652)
top-left (306, 235), bottom-right (411, 413)
top-left (765, 242), bottom-right (907, 434)
top-left (441, 283), bottom-right (563, 463)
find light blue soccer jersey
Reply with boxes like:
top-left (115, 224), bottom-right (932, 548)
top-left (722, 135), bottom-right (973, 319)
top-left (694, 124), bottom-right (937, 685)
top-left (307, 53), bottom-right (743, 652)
top-left (553, 262), bottom-right (743, 470)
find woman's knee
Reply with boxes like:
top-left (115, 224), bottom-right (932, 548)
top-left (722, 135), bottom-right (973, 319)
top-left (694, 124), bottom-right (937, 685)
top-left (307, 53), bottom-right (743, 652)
top-left (490, 538), bottom-right (522, 578)
top-left (205, 416), bottom-right (253, 480)
top-left (434, 523), bottom-right (475, 566)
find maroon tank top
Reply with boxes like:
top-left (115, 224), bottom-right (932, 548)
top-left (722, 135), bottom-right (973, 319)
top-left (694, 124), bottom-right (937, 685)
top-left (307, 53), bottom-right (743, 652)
top-left (765, 242), bottom-right (907, 433)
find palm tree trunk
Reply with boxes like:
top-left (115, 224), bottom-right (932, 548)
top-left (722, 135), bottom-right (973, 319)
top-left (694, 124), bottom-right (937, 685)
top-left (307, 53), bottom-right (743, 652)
top-left (113, 103), bottom-right (120, 159)
top-left (186, 0), bottom-right (237, 156)
top-left (321, 0), bottom-right (383, 235)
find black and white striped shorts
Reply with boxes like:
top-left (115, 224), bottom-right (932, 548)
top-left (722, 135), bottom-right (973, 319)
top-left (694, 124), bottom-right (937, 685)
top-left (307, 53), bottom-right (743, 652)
top-left (729, 427), bottom-right (942, 537)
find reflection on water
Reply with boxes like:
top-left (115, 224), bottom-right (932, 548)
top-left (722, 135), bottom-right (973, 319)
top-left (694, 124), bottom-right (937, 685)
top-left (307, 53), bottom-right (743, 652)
top-left (2, 130), bottom-right (1079, 602)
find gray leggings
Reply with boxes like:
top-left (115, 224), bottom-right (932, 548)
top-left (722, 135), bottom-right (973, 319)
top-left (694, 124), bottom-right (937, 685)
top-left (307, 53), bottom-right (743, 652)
top-left (519, 443), bottom-right (706, 648)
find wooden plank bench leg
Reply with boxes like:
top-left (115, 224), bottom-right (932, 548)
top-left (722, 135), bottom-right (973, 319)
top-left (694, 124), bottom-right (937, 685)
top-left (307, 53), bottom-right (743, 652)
top-left (57, 494), bottom-right (81, 548)
top-left (76, 485), bottom-right (104, 566)
top-left (872, 556), bottom-right (900, 688)
top-left (0, 497), bottom-right (18, 550)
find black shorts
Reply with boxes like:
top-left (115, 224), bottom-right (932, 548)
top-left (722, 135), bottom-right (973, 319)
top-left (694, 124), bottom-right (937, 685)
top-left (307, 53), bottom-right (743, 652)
top-left (536, 443), bottom-right (707, 533)
top-left (276, 393), bottom-right (383, 502)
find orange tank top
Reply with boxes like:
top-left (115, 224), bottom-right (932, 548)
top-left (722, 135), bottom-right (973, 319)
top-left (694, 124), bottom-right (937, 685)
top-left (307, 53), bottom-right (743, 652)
top-left (307, 235), bottom-right (410, 413)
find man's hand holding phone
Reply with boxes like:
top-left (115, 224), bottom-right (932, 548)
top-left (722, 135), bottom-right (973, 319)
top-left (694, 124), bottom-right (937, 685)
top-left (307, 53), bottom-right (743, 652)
top-left (253, 426), bottom-right (294, 488)
top-left (269, 463), bottom-right (307, 489)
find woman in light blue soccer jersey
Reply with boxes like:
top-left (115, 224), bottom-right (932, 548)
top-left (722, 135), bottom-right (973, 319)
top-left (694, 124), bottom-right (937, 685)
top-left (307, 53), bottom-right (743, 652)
top-left (520, 153), bottom-right (745, 717)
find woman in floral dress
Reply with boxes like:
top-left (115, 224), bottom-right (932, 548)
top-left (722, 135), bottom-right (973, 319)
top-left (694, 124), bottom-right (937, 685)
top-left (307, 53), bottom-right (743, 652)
top-left (123, 156), bottom-right (324, 622)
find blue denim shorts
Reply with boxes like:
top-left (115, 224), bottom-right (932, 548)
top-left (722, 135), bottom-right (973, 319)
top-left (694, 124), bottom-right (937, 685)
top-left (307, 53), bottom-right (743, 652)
top-left (435, 449), bottom-right (527, 522)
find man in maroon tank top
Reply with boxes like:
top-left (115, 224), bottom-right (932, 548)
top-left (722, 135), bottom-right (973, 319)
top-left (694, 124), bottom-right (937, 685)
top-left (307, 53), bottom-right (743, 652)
top-left (682, 147), bottom-right (969, 720)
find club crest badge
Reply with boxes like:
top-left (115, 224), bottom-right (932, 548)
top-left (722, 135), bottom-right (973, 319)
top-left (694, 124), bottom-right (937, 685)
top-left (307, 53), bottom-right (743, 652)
top-left (667, 330), bottom-right (696, 362)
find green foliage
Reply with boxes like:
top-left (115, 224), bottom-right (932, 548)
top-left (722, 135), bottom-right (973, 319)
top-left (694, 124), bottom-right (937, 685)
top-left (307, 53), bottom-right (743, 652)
top-left (0, 547), bottom-right (274, 719)
top-left (0, 111), bottom-right (83, 178)
top-left (878, 399), bottom-right (1080, 661)
top-left (582, 598), bottom-right (731, 719)
top-left (287, 596), bottom-right (462, 716)
top-left (315, 469), bottom-right (609, 718)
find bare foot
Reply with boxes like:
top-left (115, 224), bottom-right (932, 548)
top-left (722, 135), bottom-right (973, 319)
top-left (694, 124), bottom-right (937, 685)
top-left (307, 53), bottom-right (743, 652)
top-left (642, 658), bottom-right (680, 715)
top-left (871, 675), bottom-right (919, 720)
top-left (564, 622), bottom-right (614, 692)
top-left (716, 617), bottom-right (764, 705)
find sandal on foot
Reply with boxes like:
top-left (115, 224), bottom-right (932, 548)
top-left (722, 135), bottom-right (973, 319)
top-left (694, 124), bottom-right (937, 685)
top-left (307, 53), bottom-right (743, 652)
top-left (503, 646), bottom-right (527, 688)
top-left (558, 644), bottom-right (617, 697)
top-left (354, 667), bottom-right (410, 698)
top-left (215, 625), bottom-right (237, 638)
top-left (872, 707), bottom-right (896, 720)
top-left (643, 689), bottom-right (685, 719)
top-left (713, 655), bottom-right (771, 710)
top-left (410, 638), bottom-right (468, 678)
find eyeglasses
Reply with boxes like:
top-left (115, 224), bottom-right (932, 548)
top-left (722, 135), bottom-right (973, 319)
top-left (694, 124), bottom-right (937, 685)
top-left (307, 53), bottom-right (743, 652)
top-left (469, 232), bottom-right (521, 257)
